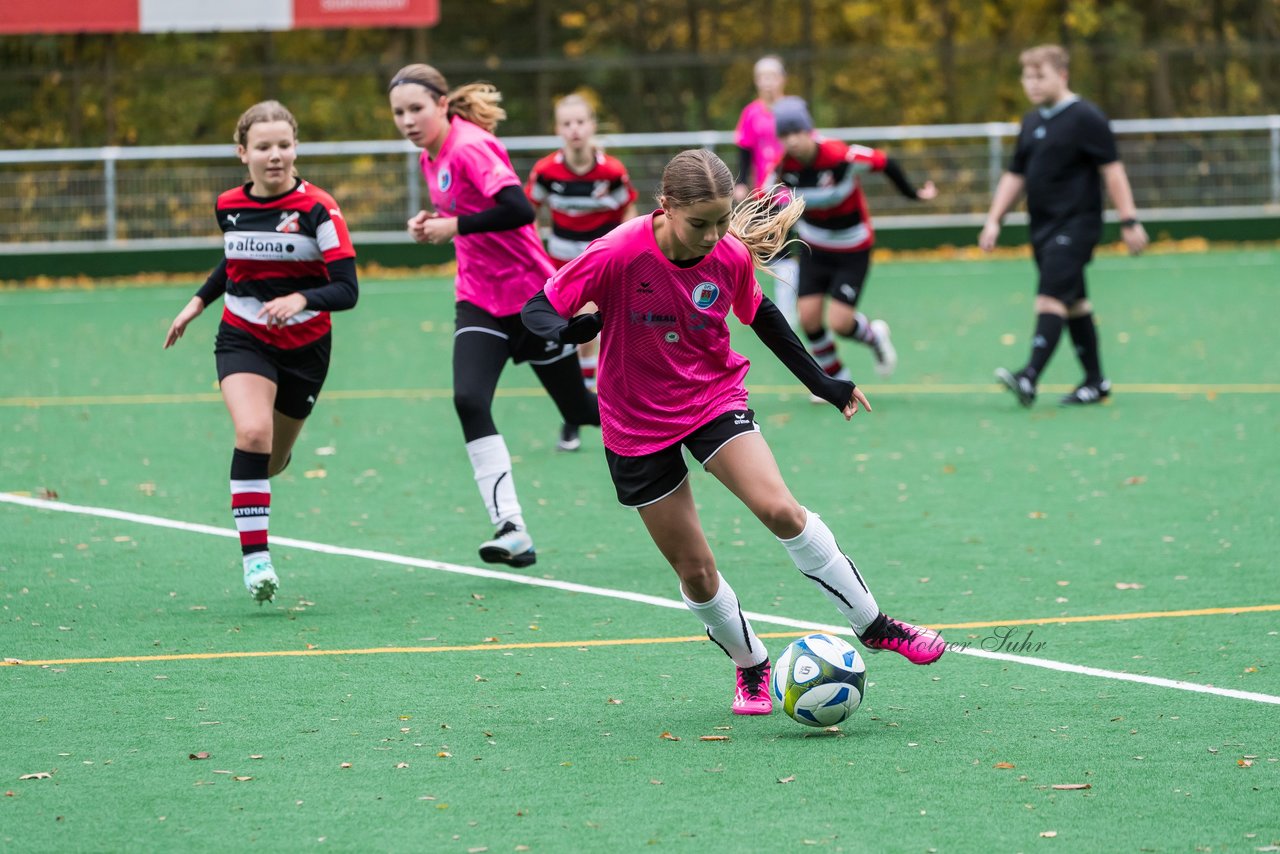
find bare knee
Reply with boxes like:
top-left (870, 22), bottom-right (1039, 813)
top-left (234, 423), bottom-right (273, 454)
top-left (674, 559), bottom-right (719, 602)
top-left (755, 499), bottom-right (806, 539)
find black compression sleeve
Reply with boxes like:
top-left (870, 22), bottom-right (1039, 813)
top-left (195, 259), bottom-right (228, 306)
top-left (456, 185), bottom-right (535, 235)
top-left (750, 296), bottom-right (856, 408)
top-left (522, 290), bottom-right (570, 341)
top-left (737, 146), bottom-right (753, 188)
top-left (882, 158), bottom-right (920, 199)
top-left (302, 256), bottom-right (360, 312)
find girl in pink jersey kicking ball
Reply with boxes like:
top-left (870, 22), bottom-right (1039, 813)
top-left (164, 100), bottom-right (360, 604)
top-left (523, 149), bottom-right (944, 716)
top-left (389, 64), bottom-right (600, 570)
top-left (526, 93), bottom-right (638, 451)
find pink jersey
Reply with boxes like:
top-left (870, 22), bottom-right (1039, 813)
top-left (735, 99), bottom-right (784, 191)
top-left (419, 115), bottom-right (556, 317)
top-left (544, 212), bottom-right (762, 456)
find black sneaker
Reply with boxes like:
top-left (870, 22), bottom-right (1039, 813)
top-left (557, 422), bottom-right (581, 452)
top-left (995, 367), bottom-right (1036, 408)
top-left (1060, 379), bottom-right (1111, 406)
top-left (478, 521), bottom-right (536, 568)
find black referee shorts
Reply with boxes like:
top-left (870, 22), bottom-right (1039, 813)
top-left (1033, 223), bottom-right (1100, 305)
top-left (605, 409), bottom-right (760, 508)
top-left (215, 323), bottom-right (331, 420)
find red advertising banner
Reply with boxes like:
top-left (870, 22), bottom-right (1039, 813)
top-left (0, 0), bottom-right (438, 33)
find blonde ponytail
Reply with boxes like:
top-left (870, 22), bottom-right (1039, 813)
top-left (728, 189), bottom-right (806, 273)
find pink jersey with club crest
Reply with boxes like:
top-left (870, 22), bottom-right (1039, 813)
top-left (420, 115), bottom-right (556, 317)
top-left (543, 211), bottom-right (763, 455)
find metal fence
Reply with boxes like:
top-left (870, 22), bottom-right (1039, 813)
top-left (2, 115), bottom-right (1278, 251)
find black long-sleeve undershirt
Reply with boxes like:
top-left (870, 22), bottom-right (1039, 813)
top-left (521, 290), bottom-right (602, 344)
top-left (749, 296), bottom-right (856, 408)
top-left (523, 291), bottom-right (855, 409)
top-left (456, 184), bottom-right (535, 235)
top-left (882, 158), bottom-right (921, 200)
top-left (193, 256), bottom-right (359, 313)
top-left (737, 146), bottom-right (754, 189)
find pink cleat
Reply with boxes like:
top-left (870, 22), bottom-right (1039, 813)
top-left (732, 659), bottom-right (773, 715)
top-left (859, 614), bottom-right (946, 665)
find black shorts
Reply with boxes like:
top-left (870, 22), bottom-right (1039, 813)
top-left (214, 323), bottom-right (330, 420)
top-left (1033, 223), bottom-right (1100, 304)
top-left (605, 409), bottom-right (760, 508)
top-left (455, 300), bottom-right (576, 365)
top-left (797, 247), bottom-right (872, 306)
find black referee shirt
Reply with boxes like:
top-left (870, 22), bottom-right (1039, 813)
top-left (1009, 97), bottom-right (1118, 246)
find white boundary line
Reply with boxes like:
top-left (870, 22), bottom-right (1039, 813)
top-left (4, 492), bottom-right (1279, 707)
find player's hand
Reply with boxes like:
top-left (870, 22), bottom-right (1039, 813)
top-left (1121, 221), bottom-right (1149, 256)
top-left (840, 386), bottom-right (872, 421)
top-left (407, 210), bottom-right (435, 243)
top-left (419, 215), bottom-right (458, 245)
top-left (733, 183), bottom-right (750, 203)
top-left (978, 221), bottom-right (1001, 253)
top-left (916, 180), bottom-right (938, 201)
top-left (258, 292), bottom-right (308, 328)
top-left (560, 312), bottom-right (602, 345)
top-left (163, 297), bottom-right (204, 349)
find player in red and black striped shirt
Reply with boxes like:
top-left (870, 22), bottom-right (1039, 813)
top-left (767, 98), bottom-right (936, 391)
top-left (164, 100), bottom-right (359, 604)
top-left (526, 95), bottom-right (636, 449)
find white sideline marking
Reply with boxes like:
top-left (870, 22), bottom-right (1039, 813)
top-left (4, 492), bottom-right (1279, 706)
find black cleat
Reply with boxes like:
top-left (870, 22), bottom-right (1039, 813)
top-left (995, 367), bottom-right (1036, 408)
top-left (1060, 379), bottom-right (1111, 406)
top-left (557, 422), bottom-right (581, 452)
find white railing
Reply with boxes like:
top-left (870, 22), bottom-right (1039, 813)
top-left (3, 115), bottom-right (1278, 251)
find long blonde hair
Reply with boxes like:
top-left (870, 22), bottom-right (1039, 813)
top-left (659, 149), bottom-right (805, 272)
top-left (388, 63), bottom-right (507, 133)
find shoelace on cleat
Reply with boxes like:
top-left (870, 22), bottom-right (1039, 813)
top-left (739, 663), bottom-right (769, 695)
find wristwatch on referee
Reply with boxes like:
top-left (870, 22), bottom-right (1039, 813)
top-left (1119, 218), bottom-right (1141, 229)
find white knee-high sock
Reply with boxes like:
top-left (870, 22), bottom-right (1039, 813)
top-left (769, 255), bottom-right (799, 326)
top-left (682, 573), bottom-right (767, 668)
top-left (779, 509), bottom-right (880, 634)
top-left (465, 435), bottom-right (524, 529)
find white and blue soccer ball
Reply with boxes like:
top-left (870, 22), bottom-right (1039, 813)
top-left (772, 633), bottom-right (866, 727)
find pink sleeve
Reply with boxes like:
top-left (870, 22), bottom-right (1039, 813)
top-left (847, 144), bottom-right (889, 173)
top-left (734, 103), bottom-right (756, 149)
top-left (544, 238), bottom-right (611, 316)
top-left (462, 138), bottom-right (523, 200)
top-left (730, 244), bottom-right (763, 325)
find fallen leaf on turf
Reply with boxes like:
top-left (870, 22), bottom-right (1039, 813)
top-left (1051, 784), bottom-right (1091, 790)
top-left (1123, 476), bottom-right (1147, 485)
top-left (5, 791), bottom-right (14, 797)
top-left (607, 698), bottom-right (622, 705)
top-left (339, 762), bottom-right (352, 769)
top-left (649, 779), bottom-right (662, 785)
top-left (396, 763), bottom-right (409, 769)
top-left (18, 772), bottom-right (52, 780)
top-left (660, 732), bottom-right (680, 741)
top-left (994, 762), bottom-right (1016, 769)
top-left (467, 848), bottom-right (488, 853)
top-left (778, 776), bottom-right (796, 784)
top-left (212, 770), bottom-right (232, 775)
top-left (437, 752), bottom-right (451, 758)
top-left (249, 755), bottom-right (263, 760)
top-left (189, 753), bottom-right (210, 760)
top-left (483, 637), bottom-right (499, 643)
top-left (1115, 582), bottom-right (1145, 590)
top-left (233, 776), bottom-right (252, 782)
top-left (699, 736), bottom-right (730, 742)
top-left (474, 675), bottom-right (488, 682)
top-left (3, 659), bottom-right (23, 665)
top-left (1028, 511), bottom-right (1047, 519)
top-left (713, 726), bottom-right (732, 731)
top-left (37, 487), bottom-right (59, 500)
top-left (1238, 759), bottom-right (1254, 767)
top-left (1039, 831), bottom-right (1057, 838)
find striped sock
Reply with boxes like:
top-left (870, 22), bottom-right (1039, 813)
top-left (805, 328), bottom-right (846, 379)
top-left (847, 312), bottom-right (877, 344)
top-left (682, 573), bottom-right (767, 668)
top-left (230, 448), bottom-right (271, 563)
top-left (579, 355), bottom-right (598, 392)
top-left (779, 508), bottom-right (880, 634)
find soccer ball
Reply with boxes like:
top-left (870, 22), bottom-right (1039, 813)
top-left (772, 633), bottom-right (866, 727)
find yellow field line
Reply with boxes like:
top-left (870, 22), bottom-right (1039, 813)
top-left (5, 603), bottom-right (1277, 668)
top-left (2, 383), bottom-right (1277, 408)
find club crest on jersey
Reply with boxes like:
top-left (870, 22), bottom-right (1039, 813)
top-left (276, 211), bottom-right (301, 233)
top-left (691, 282), bottom-right (720, 311)
top-left (438, 169), bottom-right (452, 191)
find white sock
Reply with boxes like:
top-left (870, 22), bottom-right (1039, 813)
top-left (779, 508), bottom-right (880, 634)
top-left (465, 435), bottom-right (524, 528)
top-left (682, 573), bottom-right (767, 668)
top-left (769, 256), bottom-right (799, 326)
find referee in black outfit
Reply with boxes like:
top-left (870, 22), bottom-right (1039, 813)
top-left (980, 44), bottom-right (1148, 407)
